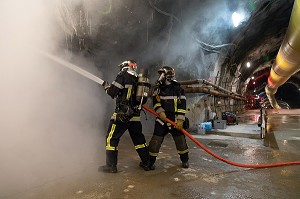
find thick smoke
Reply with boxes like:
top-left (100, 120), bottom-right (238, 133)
top-left (0, 0), bottom-right (255, 196)
top-left (0, 0), bottom-right (107, 197)
top-left (139, 0), bottom-right (243, 81)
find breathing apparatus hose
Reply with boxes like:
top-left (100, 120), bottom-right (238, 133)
top-left (142, 105), bottom-right (300, 169)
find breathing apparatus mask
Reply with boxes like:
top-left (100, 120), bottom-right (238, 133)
top-left (152, 66), bottom-right (175, 96)
top-left (157, 66), bottom-right (175, 84)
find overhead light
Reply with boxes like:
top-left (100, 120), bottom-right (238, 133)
top-left (246, 62), bottom-right (251, 68)
top-left (253, 81), bottom-right (256, 85)
top-left (232, 12), bottom-right (243, 27)
top-left (251, 76), bottom-right (254, 79)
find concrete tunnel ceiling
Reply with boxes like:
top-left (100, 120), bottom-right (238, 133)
top-left (58, 0), bottom-right (300, 107)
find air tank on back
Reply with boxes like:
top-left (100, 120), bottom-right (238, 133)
top-left (136, 68), bottom-right (151, 107)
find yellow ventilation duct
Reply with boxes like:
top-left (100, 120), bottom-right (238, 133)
top-left (265, 0), bottom-right (300, 109)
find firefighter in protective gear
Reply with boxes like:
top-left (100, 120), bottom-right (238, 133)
top-left (99, 60), bottom-right (150, 173)
top-left (147, 66), bottom-right (189, 170)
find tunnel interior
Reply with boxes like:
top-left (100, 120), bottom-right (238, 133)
top-left (1, 1), bottom-right (300, 197)
top-left (55, 0), bottom-right (300, 109)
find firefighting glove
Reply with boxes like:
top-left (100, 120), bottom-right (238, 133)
top-left (159, 112), bottom-right (167, 122)
top-left (102, 81), bottom-right (110, 91)
top-left (175, 119), bottom-right (184, 131)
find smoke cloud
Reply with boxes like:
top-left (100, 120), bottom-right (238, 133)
top-left (138, 0), bottom-right (241, 82)
top-left (0, 1), bottom-right (107, 197)
top-left (0, 0), bottom-right (253, 196)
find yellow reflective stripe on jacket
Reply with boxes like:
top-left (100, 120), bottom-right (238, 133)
top-left (177, 149), bottom-right (189, 154)
top-left (153, 103), bottom-right (162, 109)
top-left (111, 112), bottom-right (117, 120)
top-left (174, 98), bottom-right (178, 112)
top-left (125, 85), bottom-right (132, 100)
top-left (106, 124), bottom-right (116, 150)
top-left (130, 116), bottom-right (141, 121)
top-left (135, 143), bottom-right (147, 149)
top-left (149, 152), bottom-right (158, 156)
top-left (177, 109), bottom-right (186, 114)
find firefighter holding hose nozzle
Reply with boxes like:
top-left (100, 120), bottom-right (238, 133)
top-left (99, 60), bottom-right (151, 173)
top-left (147, 66), bottom-right (189, 170)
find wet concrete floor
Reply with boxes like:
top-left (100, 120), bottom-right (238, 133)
top-left (3, 110), bottom-right (300, 199)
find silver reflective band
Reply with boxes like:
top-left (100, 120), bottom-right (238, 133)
top-left (159, 96), bottom-right (186, 100)
top-left (112, 81), bottom-right (124, 89)
top-left (156, 118), bottom-right (165, 125)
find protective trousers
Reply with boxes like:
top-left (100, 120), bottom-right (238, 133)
top-left (105, 119), bottom-right (149, 167)
top-left (148, 120), bottom-right (189, 166)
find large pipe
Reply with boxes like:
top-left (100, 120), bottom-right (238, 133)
top-left (183, 87), bottom-right (246, 101)
top-left (265, 0), bottom-right (300, 109)
top-left (179, 79), bottom-right (245, 100)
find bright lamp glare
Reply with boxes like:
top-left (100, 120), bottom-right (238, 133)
top-left (246, 62), bottom-right (251, 67)
top-left (232, 12), bottom-right (243, 27)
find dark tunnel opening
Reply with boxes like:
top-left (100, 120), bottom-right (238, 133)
top-left (276, 83), bottom-right (300, 108)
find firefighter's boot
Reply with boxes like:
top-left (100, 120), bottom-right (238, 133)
top-left (148, 135), bottom-right (163, 170)
top-left (181, 161), bottom-right (189, 168)
top-left (136, 146), bottom-right (151, 171)
top-left (180, 153), bottom-right (189, 169)
top-left (99, 150), bottom-right (118, 173)
top-left (139, 162), bottom-right (150, 171)
top-left (147, 156), bottom-right (156, 170)
top-left (174, 135), bottom-right (189, 168)
top-left (99, 165), bottom-right (117, 173)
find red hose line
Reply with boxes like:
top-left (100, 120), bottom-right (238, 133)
top-left (143, 105), bottom-right (300, 169)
